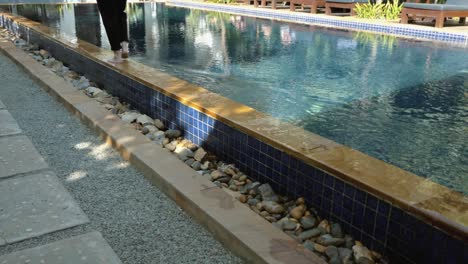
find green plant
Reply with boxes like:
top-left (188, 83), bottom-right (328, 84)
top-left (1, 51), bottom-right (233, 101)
top-left (383, 0), bottom-right (403, 21)
top-left (355, 2), bottom-right (384, 19)
top-left (354, 0), bottom-right (402, 20)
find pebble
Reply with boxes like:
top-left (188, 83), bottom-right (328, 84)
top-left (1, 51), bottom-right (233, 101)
top-left (260, 211), bottom-right (270, 217)
top-left (264, 216), bottom-right (277, 223)
top-left (74, 76), bottom-right (90, 90)
top-left (154, 119), bottom-right (165, 130)
top-left (296, 197), bottom-right (305, 205)
top-left (200, 161), bottom-right (210, 170)
top-left (331, 223), bottom-right (344, 238)
top-left (142, 125), bottom-right (158, 135)
top-left (339, 247), bottom-right (353, 260)
top-left (210, 170), bottom-right (226, 181)
top-left (85, 87), bottom-right (103, 98)
top-left (238, 195), bottom-right (248, 203)
top-left (262, 201), bottom-right (285, 214)
top-left (120, 112), bottom-right (139, 123)
top-left (356, 258), bottom-right (374, 264)
top-left (300, 215), bottom-right (318, 230)
top-left (153, 131), bottom-right (165, 145)
top-left (39, 49), bottom-right (50, 59)
top-left (312, 242), bottom-right (327, 254)
top-left (194, 148), bottom-right (207, 162)
top-left (217, 176), bottom-right (231, 184)
top-left (325, 246), bottom-right (339, 259)
top-left (255, 202), bottom-right (264, 211)
top-left (247, 198), bottom-right (258, 206)
top-left (191, 161), bottom-right (202, 170)
top-left (136, 114), bottom-right (154, 125)
top-left (344, 235), bottom-right (354, 249)
top-left (303, 240), bottom-right (315, 252)
top-left (239, 181), bottom-right (261, 195)
top-left (277, 217), bottom-right (297, 231)
top-left (297, 227), bottom-right (323, 241)
top-left (318, 219), bottom-right (331, 233)
top-left (290, 205), bottom-right (305, 220)
top-left (353, 244), bottom-right (374, 264)
top-left (224, 167), bottom-right (236, 176)
top-left (184, 158), bottom-right (195, 166)
top-left (174, 146), bottom-right (194, 161)
top-left (229, 184), bottom-right (238, 191)
top-left (165, 129), bottom-right (181, 139)
top-left (164, 141), bottom-right (178, 152)
top-left (316, 234), bottom-right (345, 247)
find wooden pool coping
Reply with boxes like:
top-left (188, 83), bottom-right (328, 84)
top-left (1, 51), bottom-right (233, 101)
top-left (1, 11), bottom-right (466, 242)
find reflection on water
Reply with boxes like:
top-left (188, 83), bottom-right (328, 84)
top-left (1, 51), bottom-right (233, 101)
top-left (4, 3), bottom-right (468, 194)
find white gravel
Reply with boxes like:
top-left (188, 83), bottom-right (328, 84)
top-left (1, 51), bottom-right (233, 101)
top-left (0, 52), bottom-right (243, 264)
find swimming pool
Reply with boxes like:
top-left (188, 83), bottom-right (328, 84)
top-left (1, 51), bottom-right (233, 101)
top-left (4, 2), bottom-right (468, 194)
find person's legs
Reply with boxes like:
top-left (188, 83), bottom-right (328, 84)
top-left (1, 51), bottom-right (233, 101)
top-left (97, 0), bottom-right (123, 63)
top-left (117, 0), bottom-right (129, 58)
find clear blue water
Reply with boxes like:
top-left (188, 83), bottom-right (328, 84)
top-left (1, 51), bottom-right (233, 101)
top-left (3, 3), bottom-right (467, 194)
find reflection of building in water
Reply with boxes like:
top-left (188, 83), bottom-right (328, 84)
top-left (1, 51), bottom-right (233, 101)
top-left (280, 25), bottom-right (295, 45)
top-left (74, 4), bottom-right (101, 47)
top-left (128, 3), bottom-right (146, 53)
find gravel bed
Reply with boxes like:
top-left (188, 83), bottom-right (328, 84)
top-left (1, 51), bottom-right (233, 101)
top-left (0, 52), bottom-right (243, 264)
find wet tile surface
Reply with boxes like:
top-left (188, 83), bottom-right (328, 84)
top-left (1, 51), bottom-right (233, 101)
top-left (0, 171), bottom-right (89, 244)
top-left (0, 135), bottom-right (48, 179)
top-left (0, 110), bottom-right (21, 137)
top-left (0, 232), bottom-right (121, 264)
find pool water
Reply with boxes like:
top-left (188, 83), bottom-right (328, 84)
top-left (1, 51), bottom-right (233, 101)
top-left (3, 3), bottom-right (467, 194)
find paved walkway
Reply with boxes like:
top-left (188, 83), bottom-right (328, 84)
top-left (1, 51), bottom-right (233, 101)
top-left (0, 99), bottom-right (122, 263)
top-left (0, 51), bottom-right (241, 264)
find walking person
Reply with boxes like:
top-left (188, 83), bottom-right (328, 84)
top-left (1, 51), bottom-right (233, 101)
top-left (96, 0), bottom-right (129, 64)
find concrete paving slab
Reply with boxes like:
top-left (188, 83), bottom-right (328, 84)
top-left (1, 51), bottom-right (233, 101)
top-left (0, 100), bottom-right (5, 109)
top-left (0, 171), bottom-right (89, 244)
top-left (0, 232), bottom-right (122, 264)
top-left (0, 135), bottom-right (48, 179)
top-left (0, 110), bottom-right (22, 137)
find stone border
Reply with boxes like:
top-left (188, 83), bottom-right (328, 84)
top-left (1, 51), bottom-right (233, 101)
top-left (167, 0), bottom-right (468, 46)
top-left (0, 35), bottom-right (327, 264)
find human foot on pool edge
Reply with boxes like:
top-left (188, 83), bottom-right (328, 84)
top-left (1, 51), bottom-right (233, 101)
top-left (107, 50), bottom-right (123, 64)
top-left (121, 41), bottom-right (129, 59)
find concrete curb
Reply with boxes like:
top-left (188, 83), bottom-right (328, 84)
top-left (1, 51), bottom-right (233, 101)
top-left (0, 39), bottom-right (326, 264)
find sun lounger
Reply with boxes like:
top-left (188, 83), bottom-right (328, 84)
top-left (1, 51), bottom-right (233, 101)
top-left (290, 0), bottom-right (326, 14)
top-left (325, 0), bottom-right (368, 16)
top-left (401, 0), bottom-right (468, 28)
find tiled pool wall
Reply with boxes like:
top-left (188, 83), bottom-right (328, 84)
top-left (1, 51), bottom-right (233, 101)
top-left (168, 1), bottom-right (468, 46)
top-left (2, 16), bottom-right (467, 264)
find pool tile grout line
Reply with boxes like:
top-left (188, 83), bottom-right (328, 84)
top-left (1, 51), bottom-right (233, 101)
top-left (0, 35), bottom-right (326, 264)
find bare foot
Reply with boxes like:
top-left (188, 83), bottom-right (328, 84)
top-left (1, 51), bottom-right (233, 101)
top-left (107, 50), bottom-right (123, 64)
top-left (121, 41), bottom-right (129, 59)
